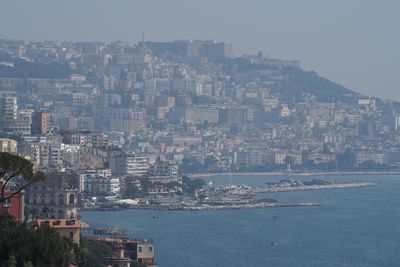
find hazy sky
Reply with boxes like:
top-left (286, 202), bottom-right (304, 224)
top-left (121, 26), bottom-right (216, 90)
top-left (1, 0), bottom-right (399, 100)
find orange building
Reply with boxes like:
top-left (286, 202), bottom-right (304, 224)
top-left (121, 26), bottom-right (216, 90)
top-left (36, 218), bottom-right (81, 245)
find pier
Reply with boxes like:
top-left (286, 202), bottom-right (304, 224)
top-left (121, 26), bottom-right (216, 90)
top-left (252, 182), bottom-right (376, 193)
top-left (181, 202), bottom-right (320, 211)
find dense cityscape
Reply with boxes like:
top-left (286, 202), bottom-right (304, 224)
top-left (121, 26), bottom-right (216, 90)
top-left (2, 39), bottom-right (400, 174)
top-left (1, 37), bottom-right (400, 266)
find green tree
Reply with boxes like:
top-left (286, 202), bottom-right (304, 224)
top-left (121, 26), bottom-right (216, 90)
top-left (182, 176), bottom-right (206, 195)
top-left (140, 177), bottom-right (153, 195)
top-left (0, 214), bottom-right (83, 267)
top-left (7, 255), bottom-right (17, 267)
top-left (132, 261), bottom-right (147, 267)
top-left (80, 237), bottom-right (113, 267)
top-left (123, 183), bottom-right (142, 199)
top-left (204, 155), bottom-right (217, 169)
top-left (0, 153), bottom-right (46, 203)
top-left (181, 158), bottom-right (203, 172)
top-left (336, 149), bottom-right (356, 170)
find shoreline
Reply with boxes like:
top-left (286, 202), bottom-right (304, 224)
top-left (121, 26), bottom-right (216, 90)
top-left (83, 202), bottom-right (321, 212)
top-left (251, 182), bottom-right (375, 193)
top-left (82, 182), bottom-right (374, 212)
top-left (188, 171), bottom-right (400, 178)
top-left (130, 202), bottom-right (321, 211)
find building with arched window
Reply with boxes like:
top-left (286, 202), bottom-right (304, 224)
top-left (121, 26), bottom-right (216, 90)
top-left (27, 173), bottom-right (79, 219)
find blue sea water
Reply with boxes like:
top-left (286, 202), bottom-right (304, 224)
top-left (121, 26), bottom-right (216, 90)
top-left (81, 175), bottom-right (400, 267)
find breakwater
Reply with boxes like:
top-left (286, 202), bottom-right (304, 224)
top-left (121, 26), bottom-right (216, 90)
top-left (252, 182), bottom-right (376, 193)
top-left (180, 202), bottom-right (320, 211)
top-left (83, 182), bottom-right (375, 212)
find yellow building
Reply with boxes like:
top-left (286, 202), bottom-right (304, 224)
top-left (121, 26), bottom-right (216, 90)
top-left (0, 138), bottom-right (17, 154)
top-left (36, 218), bottom-right (81, 245)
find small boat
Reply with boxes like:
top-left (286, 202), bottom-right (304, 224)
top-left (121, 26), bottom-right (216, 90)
top-left (270, 242), bottom-right (278, 246)
top-left (272, 215), bottom-right (279, 219)
top-left (153, 216), bottom-right (159, 219)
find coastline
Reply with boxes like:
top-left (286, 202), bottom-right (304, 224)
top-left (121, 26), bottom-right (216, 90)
top-left (83, 202), bottom-right (321, 212)
top-left (83, 182), bottom-right (374, 212)
top-left (188, 170), bottom-right (400, 178)
top-left (127, 202), bottom-right (321, 211)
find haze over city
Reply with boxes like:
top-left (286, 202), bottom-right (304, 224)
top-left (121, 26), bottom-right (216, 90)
top-left (1, 0), bottom-right (400, 100)
top-left (2, 1), bottom-right (400, 267)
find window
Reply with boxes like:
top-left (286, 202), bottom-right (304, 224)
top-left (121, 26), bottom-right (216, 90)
top-left (69, 231), bottom-right (74, 240)
top-left (138, 246), bottom-right (142, 253)
top-left (57, 210), bottom-right (63, 218)
top-left (69, 194), bottom-right (75, 205)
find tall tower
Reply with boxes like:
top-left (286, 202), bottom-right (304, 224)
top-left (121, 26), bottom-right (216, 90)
top-left (395, 114), bottom-right (400, 132)
top-left (32, 111), bottom-right (51, 135)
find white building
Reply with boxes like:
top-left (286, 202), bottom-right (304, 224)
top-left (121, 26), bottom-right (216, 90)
top-left (126, 155), bottom-right (149, 177)
top-left (110, 178), bottom-right (121, 195)
top-left (78, 169), bottom-right (113, 195)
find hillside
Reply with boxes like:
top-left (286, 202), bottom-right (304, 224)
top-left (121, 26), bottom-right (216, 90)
top-left (0, 55), bottom-right (70, 79)
top-left (270, 68), bottom-right (362, 104)
top-left (220, 57), bottom-right (363, 104)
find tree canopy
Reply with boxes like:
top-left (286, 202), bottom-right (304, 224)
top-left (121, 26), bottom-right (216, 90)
top-left (0, 152), bottom-right (46, 204)
top-left (79, 237), bottom-right (113, 267)
top-left (0, 215), bottom-right (83, 267)
top-left (0, 58), bottom-right (71, 79)
top-left (182, 176), bottom-right (206, 195)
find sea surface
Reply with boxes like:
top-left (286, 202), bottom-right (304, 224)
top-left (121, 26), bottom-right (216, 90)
top-left (81, 174), bottom-right (400, 267)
